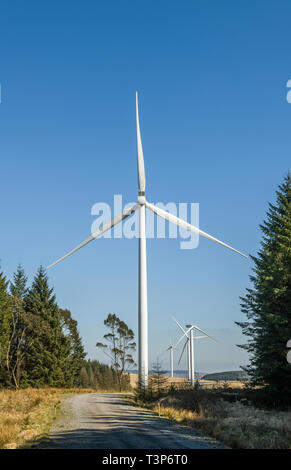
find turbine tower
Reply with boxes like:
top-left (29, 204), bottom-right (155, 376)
top-left (163, 339), bottom-right (176, 378)
top-left (47, 92), bottom-right (247, 390)
top-left (174, 320), bottom-right (191, 381)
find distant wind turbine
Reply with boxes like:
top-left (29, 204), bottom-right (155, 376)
top-left (47, 93), bottom-right (247, 389)
top-left (162, 338), bottom-right (177, 378)
top-left (174, 317), bottom-right (215, 386)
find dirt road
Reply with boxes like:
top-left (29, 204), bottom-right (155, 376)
top-left (36, 393), bottom-right (222, 449)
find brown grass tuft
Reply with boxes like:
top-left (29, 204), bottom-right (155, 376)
top-left (132, 389), bottom-right (291, 449)
top-left (0, 388), bottom-right (96, 449)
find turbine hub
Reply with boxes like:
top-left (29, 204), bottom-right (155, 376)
top-left (138, 191), bottom-right (146, 205)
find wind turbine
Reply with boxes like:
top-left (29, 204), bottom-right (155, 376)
top-left (174, 317), bottom-right (214, 387)
top-left (46, 92), bottom-right (247, 390)
top-left (163, 338), bottom-right (177, 378)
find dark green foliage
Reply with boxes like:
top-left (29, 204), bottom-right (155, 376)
top-left (80, 366), bottom-right (90, 388)
top-left (0, 264), bottom-right (130, 391)
top-left (10, 265), bottom-right (28, 299)
top-left (1, 264), bottom-right (87, 389)
top-left (59, 309), bottom-right (86, 387)
top-left (78, 359), bottom-right (130, 390)
top-left (96, 313), bottom-right (136, 391)
top-left (202, 371), bottom-right (249, 382)
top-left (22, 267), bottom-right (71, 387)
top-left (236, 173), bottom-right (291, 407)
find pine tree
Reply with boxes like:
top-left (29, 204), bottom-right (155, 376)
top-left (88, 366), bottom-right (96, 388)
top-left (149, 359), bottom-right (169, 399)
top-left (23, 266), bottom-right (71, 387)
top-left (10, 265), bottom-right (28, 299)
top-left (236, 173), bottom-right (291, 407)
top-left (59, 309), bottom-right (86, 387)
top-left (80, 366), bottom-right (90, 388)
top-left (0, 270), bottom-right (12, 385)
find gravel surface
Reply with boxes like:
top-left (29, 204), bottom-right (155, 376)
top-left (35, 393), bottom-right (223, 449)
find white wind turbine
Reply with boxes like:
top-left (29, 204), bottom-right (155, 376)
top-left (162, 338), bottom-right (177, 378)
top-left (47, 92), bottom-right (247, 389)
top-left (174, 317), bottom-right (215, 387)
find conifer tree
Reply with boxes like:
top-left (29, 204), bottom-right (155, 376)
top-left (236, 173), bottom-right (291, 407)
top-left (149, 359), bottom-right (168, 399)
top-left (80, 366), bottom-right (90, 388)
top-left (23, 266), bottom-right (71, 387)
top-left (10, 265), bottom-right (28, 299)
top-left (59, 309), bottom-right (86, 387)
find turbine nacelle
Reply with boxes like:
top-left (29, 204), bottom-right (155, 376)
top-left (138, 191), bottom-right (146, 205)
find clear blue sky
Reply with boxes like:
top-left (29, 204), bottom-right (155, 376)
top-left (0, 1), bottom-right (290, 372)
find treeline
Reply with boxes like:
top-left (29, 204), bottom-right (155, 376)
top-left (0, 265), bottom-right (129, 390)
top-left (0, 265), bottom-right (86, 388)
top-left (80, 360), bottom-right (131, 390)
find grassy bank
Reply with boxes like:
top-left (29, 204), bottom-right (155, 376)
top-left (0, 388), bottom-right (96, 449)
top-left (133, 388), bottom-right (291, 449)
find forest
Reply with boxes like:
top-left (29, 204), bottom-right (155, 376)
top-left (0, 265), bottom-right (128, 390)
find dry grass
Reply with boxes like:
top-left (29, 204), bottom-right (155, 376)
top-left (0, 388), bottom-right (96, 449)
top-left (129, 373), bottom-right (246, 390)
top-left (198, 379), bottom-right (246, 389)
top-left (133, 389), bottom-right (291, 449)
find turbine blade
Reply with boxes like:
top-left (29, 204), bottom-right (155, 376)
top-left (192, 324), bottom-right (211, 337)
top-left (192, 324), bottom-right (217, 341)
top-left (136, 92), bottom-right (146, 192)
top-left (47, 203), bottom-right (140, 269)
top-left (174, 332), bottom-right (189, 349)
top-left (146, 201), bottom-right (247, 258)
top-left (172, 316), bottom-right (190, 338)
top-left (178, 340), bottom-right (187, 365)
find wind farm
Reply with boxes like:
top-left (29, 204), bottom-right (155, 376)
top-left (1, 1), bottom-right (290, 451)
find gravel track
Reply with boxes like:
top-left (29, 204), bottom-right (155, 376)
top-left (36, 393), bottom-right (223, 449)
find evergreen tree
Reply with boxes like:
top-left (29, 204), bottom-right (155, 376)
top-left (10, 265), bottom-right (28, 299)
top-left (149, 359), bottom-right (169, 399)
top-left (88, 366), bottom-right (96, 388)
top-left (59, 309), bottom-right (86, 387)
top-left (236, 173), bottom-right (291, 407)
top-left (0, 270), bottom-right (12, 385)
top-left (80, 366), bottom-right (90, 388)
top-left (23, 266), bottom-right (71, 387)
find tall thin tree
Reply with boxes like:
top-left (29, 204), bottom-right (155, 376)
top-left (97, 313), bottom-right (136, 391)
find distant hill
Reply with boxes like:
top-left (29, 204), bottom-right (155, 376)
top-left (201, 370), bottom-right (249, 382)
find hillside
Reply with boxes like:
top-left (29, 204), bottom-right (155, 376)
top-left (201, 371), bottom-right (249, 382)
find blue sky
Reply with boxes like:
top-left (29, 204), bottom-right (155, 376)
top-left (0, 1), bottom-right (290, 372)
